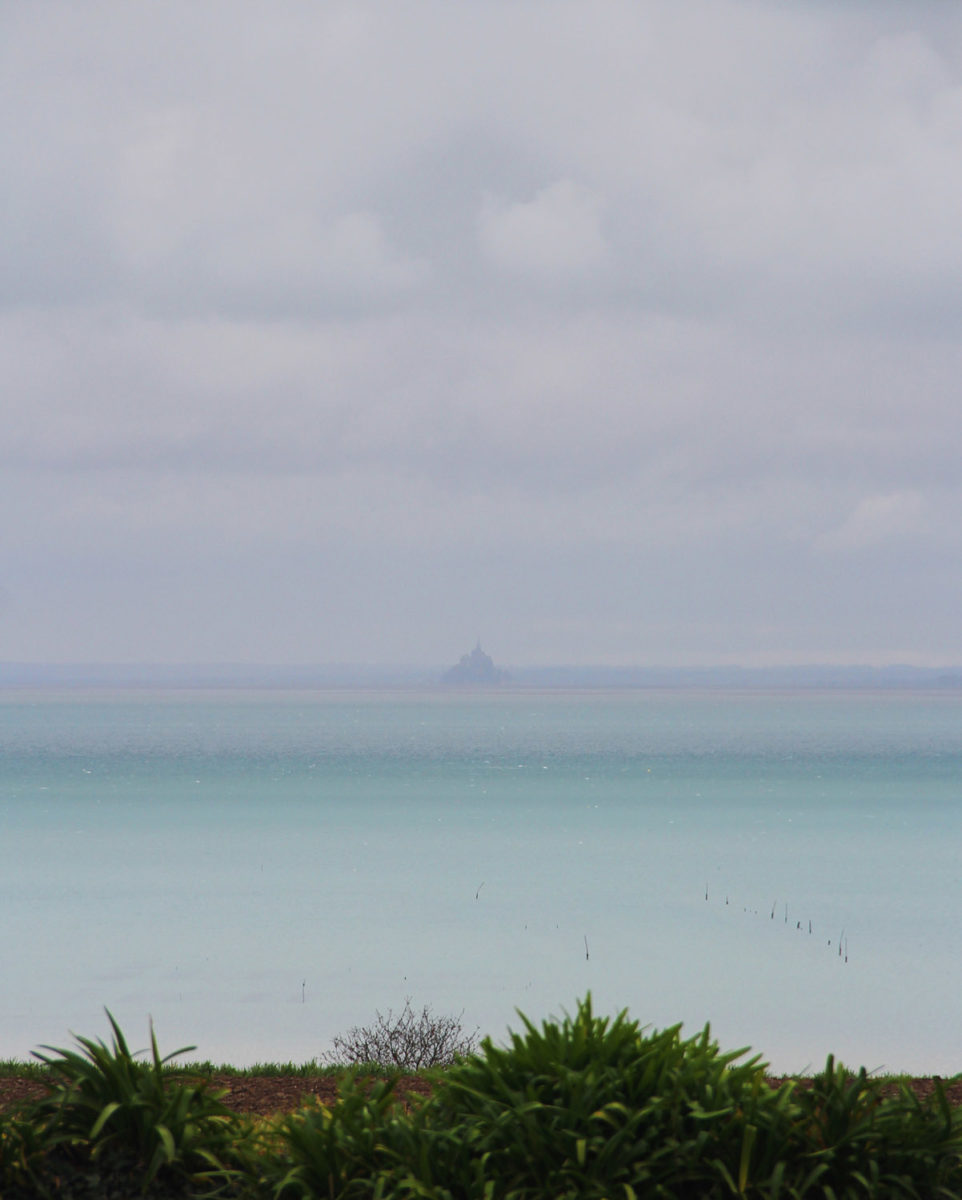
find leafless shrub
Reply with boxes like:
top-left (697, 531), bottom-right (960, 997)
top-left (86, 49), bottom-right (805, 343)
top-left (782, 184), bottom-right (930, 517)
top-left (326, 999), bottom-right (480, 1070)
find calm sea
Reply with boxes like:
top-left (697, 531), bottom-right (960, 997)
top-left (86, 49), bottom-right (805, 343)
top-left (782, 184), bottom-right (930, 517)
top-left (0, 688), bottom-right (960, 1074)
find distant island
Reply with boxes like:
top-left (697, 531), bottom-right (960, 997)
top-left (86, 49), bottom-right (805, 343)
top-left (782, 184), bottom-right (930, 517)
top-left (442, 642), bottom-right (510, 685)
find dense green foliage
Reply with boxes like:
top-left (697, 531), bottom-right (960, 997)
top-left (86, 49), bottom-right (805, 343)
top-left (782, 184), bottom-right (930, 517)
top-left (2, 1000), bottom-right (962, 1198)
top-left (0, 1011), bottom-right (244, 1198)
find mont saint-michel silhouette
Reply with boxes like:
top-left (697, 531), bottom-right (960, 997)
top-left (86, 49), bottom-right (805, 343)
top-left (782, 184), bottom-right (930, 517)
top-left (441, 641), bottom-right (510, 685)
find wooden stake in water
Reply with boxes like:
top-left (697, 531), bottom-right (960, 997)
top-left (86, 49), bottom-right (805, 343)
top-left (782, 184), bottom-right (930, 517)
top-left (301, 980), bottom-right (306, 1004)
top-left (584, 935), bottom-right (590, 961)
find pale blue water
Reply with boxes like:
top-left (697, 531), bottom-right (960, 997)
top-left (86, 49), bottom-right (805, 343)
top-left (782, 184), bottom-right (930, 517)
top-left (1, 688), bottom-right (960, 1074)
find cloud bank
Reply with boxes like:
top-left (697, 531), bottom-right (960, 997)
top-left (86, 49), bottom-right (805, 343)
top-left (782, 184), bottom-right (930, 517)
top-left (3, 1), bottom-right (962, 666)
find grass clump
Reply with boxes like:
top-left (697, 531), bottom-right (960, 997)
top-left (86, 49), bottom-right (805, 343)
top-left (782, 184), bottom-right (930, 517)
top-left (181, 1060), bottom-right (341, 1079)
top-left (0, 1059), bottom-right (52, 1081)
top-left (0, 1010), bottom-right (244, 1197)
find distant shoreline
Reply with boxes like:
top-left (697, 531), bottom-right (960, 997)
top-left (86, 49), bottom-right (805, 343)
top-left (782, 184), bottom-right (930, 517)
top-left (2, 662), bottom-right (962, 691)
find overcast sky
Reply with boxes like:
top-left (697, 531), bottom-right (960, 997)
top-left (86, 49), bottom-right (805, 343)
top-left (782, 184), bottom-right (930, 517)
top-left (3, 1), bottom-right (962, 668)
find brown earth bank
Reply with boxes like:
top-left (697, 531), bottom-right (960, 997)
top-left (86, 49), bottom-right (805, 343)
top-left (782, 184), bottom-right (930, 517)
top-left (2, 1074), bottom-right (962, 1117)
top-left (0, 1074), bottom-right (433, 1116)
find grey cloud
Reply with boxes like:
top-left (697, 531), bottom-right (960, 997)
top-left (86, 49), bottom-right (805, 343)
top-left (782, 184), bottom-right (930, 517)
top-left (478, 181), bottom-right (608, 278)
top-left (4, 0), bottom-right (962, 665)
top-left (813, 491), bottom-right (928, 554)
top-left (5, 2), bottom-right (962, 332)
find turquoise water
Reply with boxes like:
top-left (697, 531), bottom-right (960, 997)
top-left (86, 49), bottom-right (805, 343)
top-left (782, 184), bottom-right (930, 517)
top-left (1, 688), bottom-right (960, 1073)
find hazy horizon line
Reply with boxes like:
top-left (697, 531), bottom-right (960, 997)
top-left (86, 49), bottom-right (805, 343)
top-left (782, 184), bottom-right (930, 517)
top-left (3, 660), bottom-right (962, 689)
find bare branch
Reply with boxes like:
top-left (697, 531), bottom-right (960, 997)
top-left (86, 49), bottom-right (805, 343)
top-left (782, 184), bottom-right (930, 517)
top-left (326, 999), bottom-right (479, 1070)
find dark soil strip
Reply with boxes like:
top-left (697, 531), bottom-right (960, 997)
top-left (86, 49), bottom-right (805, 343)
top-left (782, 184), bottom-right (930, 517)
top-left (2, 1074), bottom-right (960, 1117)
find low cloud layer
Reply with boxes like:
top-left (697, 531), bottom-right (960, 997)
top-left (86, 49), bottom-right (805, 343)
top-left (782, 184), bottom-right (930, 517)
top-left (3, 1), bottom-right (962, 667)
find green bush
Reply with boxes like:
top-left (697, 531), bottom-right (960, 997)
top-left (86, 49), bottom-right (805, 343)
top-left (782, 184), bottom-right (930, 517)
top-left (785, 1055), bottom-right (962, 1198)
top-left (0, 1108), bottom-right (51, 1198)
top-left (424, 995), bottom-right (791, 1198)
top-left (1, 1009), bottom-right (244, 1197)
top-left (274, 998), bottom-right (962, 1199)
top-left (4, 1001), bottom-right (962, 1199)
top-left (256, 1076), bottom-right (412, 1199)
